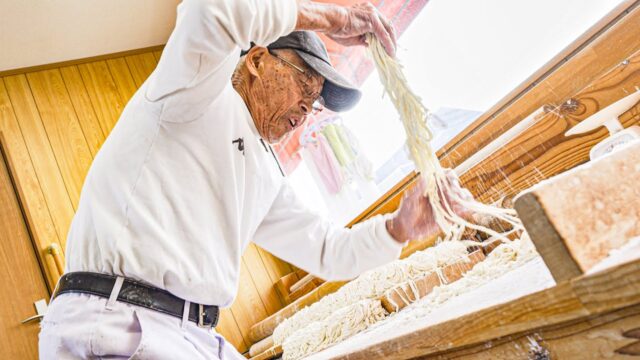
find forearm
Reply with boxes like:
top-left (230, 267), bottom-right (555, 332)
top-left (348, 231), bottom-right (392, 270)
top-left (296, 0), bottom-right (347, 33)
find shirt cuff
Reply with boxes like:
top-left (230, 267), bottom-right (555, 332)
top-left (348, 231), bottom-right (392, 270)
top-left (371, 213), bottom-right (404, 260)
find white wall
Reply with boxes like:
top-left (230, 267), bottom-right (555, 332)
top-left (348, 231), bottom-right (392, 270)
top-left (0, 0), bottom-right (180, 71)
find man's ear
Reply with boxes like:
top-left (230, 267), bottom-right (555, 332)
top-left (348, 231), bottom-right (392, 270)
top-left (245, 47), bottom-right (269, 78)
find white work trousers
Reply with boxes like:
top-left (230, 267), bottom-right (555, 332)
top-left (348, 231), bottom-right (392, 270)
top-left (39, 292), bottom-right (245, 359)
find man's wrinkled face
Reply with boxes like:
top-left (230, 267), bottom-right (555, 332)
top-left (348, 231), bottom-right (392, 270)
top-left (244, 48), bottom-right (325, 143)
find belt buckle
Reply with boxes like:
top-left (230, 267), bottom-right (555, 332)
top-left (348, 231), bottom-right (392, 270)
top-left (198, 304), bottom-right (208, 328)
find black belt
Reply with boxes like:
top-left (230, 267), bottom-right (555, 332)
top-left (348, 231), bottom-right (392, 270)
top-left (53, 272), bottom-right (219, 328)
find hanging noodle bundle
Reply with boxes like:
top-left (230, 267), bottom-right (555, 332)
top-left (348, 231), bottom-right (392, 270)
top-left (365, 34), bottom-right (523, 242)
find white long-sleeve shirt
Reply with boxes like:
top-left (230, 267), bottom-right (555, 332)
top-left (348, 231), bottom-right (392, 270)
top-left (65, 0), bottom-right (403, 306)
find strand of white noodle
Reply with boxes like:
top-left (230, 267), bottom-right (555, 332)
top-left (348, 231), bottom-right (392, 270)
top-left (283, 237), bottom-right (538, 360)
top-left (272, 241), bottom-right (469, 345)
top-left (365, 34), bottom-right (523, 242)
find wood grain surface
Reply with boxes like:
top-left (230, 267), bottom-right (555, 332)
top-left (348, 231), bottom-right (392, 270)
top-left (329, 258), bottom-right (640, 360)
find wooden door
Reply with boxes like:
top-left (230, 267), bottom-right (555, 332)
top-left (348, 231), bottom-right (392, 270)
top-left (0, 146), bottom-right (50, 359)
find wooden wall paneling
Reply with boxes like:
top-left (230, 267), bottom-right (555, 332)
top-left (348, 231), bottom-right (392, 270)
top-left (3, 75), bottom-right (75, 248)
top-left (216, 307), bottom-right (248, 353)
top-left (439, 0), bottom-right (640, 169)
top-left (460, 49), bottom-right (640, 203)
top-left (124, 53), bottom-right (158, 87)
top-left (26, 70), bottom-right (94, 208)
top-left (0, 84), bottom-right (61, 290)
top-left (256, 246), bottom-right (294, 285)
top-left (59, 66), bottom-right (106, 157)
top-left (244, 244), bottom-right (284, 315)
top-left (152, 50), bottom-right (163, 62)
top-left (105, 58), bottom-right (138, 103)
top-left (231, 258), bottom-right (271, 353)
top-left (77, 61), bottom-right (127, 134)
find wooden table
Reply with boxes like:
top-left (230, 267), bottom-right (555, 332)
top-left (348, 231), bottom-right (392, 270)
top-left (308, 258), bottom-right (640, 359)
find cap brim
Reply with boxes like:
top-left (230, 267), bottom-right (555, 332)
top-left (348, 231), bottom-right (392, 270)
top-left (295, 51), bottom-right (362, 112)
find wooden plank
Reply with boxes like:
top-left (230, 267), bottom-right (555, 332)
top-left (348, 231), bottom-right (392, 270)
top-left (274, 270), bottom-right (304, 305)
top-left (77, 61), bottom-right (126, 134)
top-left (439, 0), bottom-right (640, 169)
top-left (460, 48), bottom-right (640, 204)
top-left (380, 251), bottom-right (485, 313)
top-left (256, 246), bottom-right (294, 285)
top-left (26, 69), bottom-right (94, 208)
top-left (0, 83), bottom-right (60, 290)
top-left (430, 304), bottom-right (640, 359)
top-left (249, 336), bottom-right (275, 358)
top-left (3, 75), bottom-right (75, 248)
top-left (249, 345), bottom-right (282, 360)
top-left (514, 193), bottom-right (582, 282)
top-left (287, 279), bottom-right (319, 304)
top-left (125, 53), bottom-right (158, 87)
top-left (231, 256), bottom-right (270, 353)
top-left (152, 50), bottom-right (163, 63)
top-left (59, 65), bottom-right (105, 156)
top-left (244, 243), bottom-right (284, 315)
top-left (216, 307), bottom-right (248, 353)
top-left (326, 259), bottom-right (640, 360)
top-left (248, 281), bottom-right (347, 343)
top-left (106, 58), bottom-right (138, 103)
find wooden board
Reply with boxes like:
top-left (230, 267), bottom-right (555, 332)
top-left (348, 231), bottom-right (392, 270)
top-left (59, 65), bottom-right (106, 156)
top-left (427, 304), bottom-right (640, 359)
top-left (3, 75), bottom-right (76, 247)
top-left (514, 193), bottom-right (583, 282)
top-left (320, 258), bottom-right (640, 359)
top-left (249, 281), bottom-right (347, 343)
top-left (380, 251), bottom-right (485, 313)
top-left (514, 141), bottom-right (640, 281)
top-left (26, 69), bottom-right (94, 208)
top-left (249, 335), bottom-right (275, 358)
top-left (250, 345), bottom-right (282, 360)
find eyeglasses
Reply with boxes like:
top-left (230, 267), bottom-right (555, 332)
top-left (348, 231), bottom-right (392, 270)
top-left (270, 51), bottom-right (325, 115)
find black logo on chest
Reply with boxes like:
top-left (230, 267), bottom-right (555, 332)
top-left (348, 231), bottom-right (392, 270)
top-left (232, 137), bottom-right (245, 156)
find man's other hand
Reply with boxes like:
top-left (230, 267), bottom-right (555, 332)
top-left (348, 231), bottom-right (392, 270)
top-left (296, 1), bottom-right (397, 57)
top-left (386, 170), bottom-right (474, 243)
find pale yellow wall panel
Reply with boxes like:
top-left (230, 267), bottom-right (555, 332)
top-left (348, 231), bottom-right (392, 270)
top-left (125, 53), bottom-right (158, 87)
top-left (26, 70), bottom-right (94, 208)
top-left (244, 244), bottom-right (284, 315)
top-left (59, 65), bottom-right (106, 157)
top-left (216, 308), bottom-right (248, 354)
top-left (77, 61), bottom-right (126, 134)
top-left (231, 258), bottom-right (270, 353)
top-left (257, 246), bottom-right (294, 284)
top-left (106, 58), bottom-right (138, 105)
top-left (3, 75), bottom-right (75, 248)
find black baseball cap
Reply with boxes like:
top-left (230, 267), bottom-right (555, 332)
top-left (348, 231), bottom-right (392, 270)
top-left (244, 31), bottom-right (362, 112)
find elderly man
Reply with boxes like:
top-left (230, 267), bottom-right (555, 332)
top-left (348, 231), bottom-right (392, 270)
top-left (39, 0), bottom-right (467, 358)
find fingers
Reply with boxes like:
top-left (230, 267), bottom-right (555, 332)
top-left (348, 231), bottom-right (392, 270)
top-left (376, 9), bottom-right (397, 56)
top-left (327, 2), bottom-right (397, 56)
top-left (370, 11), bottom-right (396, 56)
top-left (328, 34), bottom-right (367, 47)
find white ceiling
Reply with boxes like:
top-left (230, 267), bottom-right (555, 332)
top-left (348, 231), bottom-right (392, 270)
top-left (0, 0), bottom-right (181, 72)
